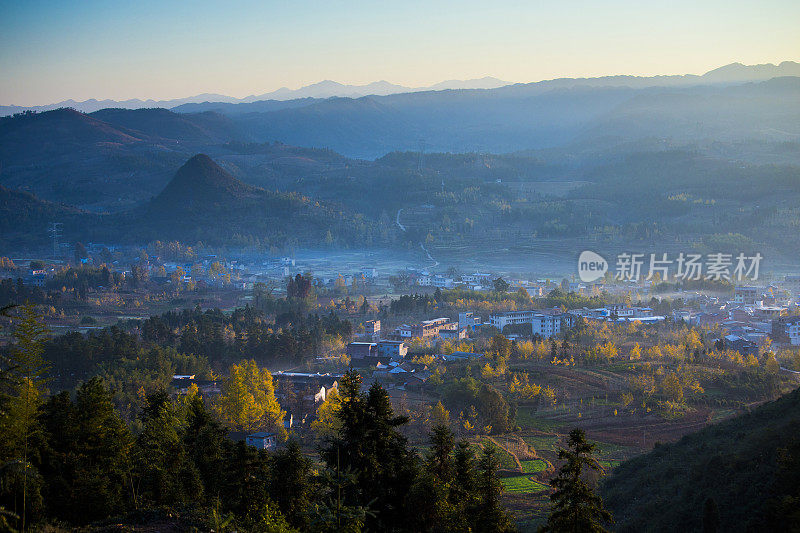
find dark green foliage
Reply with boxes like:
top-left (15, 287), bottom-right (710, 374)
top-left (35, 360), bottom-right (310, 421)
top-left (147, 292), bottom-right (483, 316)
top-left (542, 428), bottom-right (612, 533)
top-left (320, 370), bottom-right (419, 531)
top-left (38, 379), bottom-right (132, 524)
top-left (703, 498), bottom-right (720, 533)
top-left (133, 390), bottom-right (203, 507)
top-left (270, 440), bottom-right (312, 529)
top-left (602, 387), bottom-right (800, 532)
top-left (476, 444), bottom-right (515, 533)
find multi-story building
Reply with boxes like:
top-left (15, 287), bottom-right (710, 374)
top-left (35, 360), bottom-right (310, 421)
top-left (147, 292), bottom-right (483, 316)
top-left (489, 310), bottom-right (539, 330)
top-left (458, 311), bottom-right (481, 331)
top-left (733, 286), bottom-right (765, 305)
top-left (376, 340), bottom-right (408, 359)
top-left (490, 309), bottom-right (574, 337)
top-left (364, 320), bottom-right (381, 340)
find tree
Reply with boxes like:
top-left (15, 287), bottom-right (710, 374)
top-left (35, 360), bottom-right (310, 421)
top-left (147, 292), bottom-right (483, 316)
top-left (134, 390), bottom-right (202, 507)
top-left (543, 428), bottom-right (613, 533)
top-left (287, 274), bottom-right (312, 300)
top-left (39, 379), bottom-right (133, 524)
top-left (0, 304), bottom-right (49, 531)
top-left (703, 497), bottom-right (721, 533)
top-left (270, 439), bottom-right (311, 529)
top-left (217, 360), bottom-right (286, 434)
top-left (475, 444), bottom-right (514, 532)
top-left (311, 386), bottom-right (342, 441)
top-left (320, 370), bottom-right (418, 531)
top-left (431, 401), bottom-right (450, 428)
top-left (493, 277), bottom-right (510, 292)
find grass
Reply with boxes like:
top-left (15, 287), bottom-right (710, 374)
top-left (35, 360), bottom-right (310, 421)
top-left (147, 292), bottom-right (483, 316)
top-left (501, 475), bottom-right (550, 494)
top-left (516, 406), bottom-right (566, 431)
top-left (598, 460), bottom-right (621, 470)
top-left (520, 459), bottom-right (550, 473)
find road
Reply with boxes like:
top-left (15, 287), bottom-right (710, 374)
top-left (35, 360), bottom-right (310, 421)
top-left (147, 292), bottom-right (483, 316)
top-left (397, 207), bottom-right (438, 267)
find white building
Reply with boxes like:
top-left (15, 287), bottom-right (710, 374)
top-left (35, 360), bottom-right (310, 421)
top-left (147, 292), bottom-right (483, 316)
top-left (490, 310), bottom-right (539, 330)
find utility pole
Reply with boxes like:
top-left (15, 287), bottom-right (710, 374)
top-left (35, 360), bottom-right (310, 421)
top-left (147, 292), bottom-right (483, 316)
top-left (48, 222), bottom-right (63, 259)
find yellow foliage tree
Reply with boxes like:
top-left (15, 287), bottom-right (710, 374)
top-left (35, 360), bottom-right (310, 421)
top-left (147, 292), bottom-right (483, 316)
top-left (216, 359), bottom-right (286, 435)
top-left (311, 386), bottom-right (342, 440)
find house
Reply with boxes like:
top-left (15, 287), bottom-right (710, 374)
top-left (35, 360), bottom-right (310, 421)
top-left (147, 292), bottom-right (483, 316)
top-left (246, 432), bottom-right (277, 450)
top-left (526, 286), bottom-right (544, 298)
top-left (361, 267), bottom-right (377, 279)
top-left (733, 286), bottom-right (765, 305)
top-left (489, 310), bottom-right (540, 330)
top-left (532, 314), bottom-right (565, 338)
top-left (722, 334), bottom-right (759, 357)
top-left (441, 351), bottom-right (484, 361)
top-left (364, 320), bottom-right (381, 339)
top-left (170, 377), bottom-right (222, 396)
top-left (490, 308), bottom-right (575, 336)
top-left (789, 321), bottom-right (800, 346)
top-left (390, 318), bottom-right (455, 339)
top-left (754, 304), bottom-right (788, 318)
top-left (439, 327), bottom-right (467, 340)
top-left (458, 312), bottom-right (481, 331)
top-left (346, 342), bottom-right (378, 359)
top-left (376, 340), bottom-right (408, 359)
top-left (272, 372), bottom-right (341, 404)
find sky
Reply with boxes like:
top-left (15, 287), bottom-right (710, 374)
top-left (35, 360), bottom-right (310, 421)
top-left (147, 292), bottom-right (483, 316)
top-left (1, 0), bottom-right (799, 105)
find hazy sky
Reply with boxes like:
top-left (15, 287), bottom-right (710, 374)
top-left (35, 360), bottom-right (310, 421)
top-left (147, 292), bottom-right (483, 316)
top-left (1, 0), bottom-right (798, 105)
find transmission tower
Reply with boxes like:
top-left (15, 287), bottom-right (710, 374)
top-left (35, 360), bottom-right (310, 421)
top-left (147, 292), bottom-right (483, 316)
top-left (48, 222), bottom-right (63, 259)
top-left (417, 139), bottom-right (426, 173)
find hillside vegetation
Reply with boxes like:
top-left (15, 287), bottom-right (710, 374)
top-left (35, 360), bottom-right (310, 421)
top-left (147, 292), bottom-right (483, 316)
top-left (602, 387), bottom-right (800, 532)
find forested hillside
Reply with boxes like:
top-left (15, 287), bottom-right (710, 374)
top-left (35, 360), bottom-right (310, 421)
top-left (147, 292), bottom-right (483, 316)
top-left (603, 387), bottom-right (800, 532)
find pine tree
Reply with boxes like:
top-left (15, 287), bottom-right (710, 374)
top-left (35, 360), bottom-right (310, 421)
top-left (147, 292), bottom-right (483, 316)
top-left (320, 370), bottom-right (418, 531)
top-left (39, 378), bottom-right (133, 523)
top-left (475, 443), bottom-right (514, 533)
top-left (542, 428), bottom-right (613, 533)
top-left (270, 439), bottom-right (311, 529)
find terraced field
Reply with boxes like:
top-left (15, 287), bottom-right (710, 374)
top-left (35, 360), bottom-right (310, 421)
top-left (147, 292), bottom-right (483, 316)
top-left (520, 458), bottom-right (550, 473)
top-left (501, 475), bottom-right (550, 494)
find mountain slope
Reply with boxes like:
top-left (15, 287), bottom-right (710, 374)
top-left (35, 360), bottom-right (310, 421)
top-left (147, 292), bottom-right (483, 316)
top-left (89, 108), bottom-right (240, 144)
top-left (602, 386), bottom-right (800, 532)
top-left (0, 185), bottom-right (94, 246)
top-left (0, 109), bottom-right (237, 210)
top-left (133, 154), bottom-right (390, 247)
top-left (147, 154), bottom-right (260, 211)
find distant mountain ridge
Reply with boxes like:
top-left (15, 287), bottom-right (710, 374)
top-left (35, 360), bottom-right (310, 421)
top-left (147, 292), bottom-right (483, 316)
top-left (0, 77), bottom-right (511, 115)
top-left (3, 61), bottom-right (797, 116)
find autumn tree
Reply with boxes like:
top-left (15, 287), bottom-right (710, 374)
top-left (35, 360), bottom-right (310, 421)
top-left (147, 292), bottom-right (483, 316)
top-left (311, 386), bottom-right (342, 441)
top-left (217, 359), bottom-right (286, 434)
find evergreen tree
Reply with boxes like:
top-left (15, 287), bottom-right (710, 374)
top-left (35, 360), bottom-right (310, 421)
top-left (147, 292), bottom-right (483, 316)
top-left (475, 443), bottom-right (514, 533)
top-left (182, 393), bottom-right (227, 501)
top-left (134, 390), bottom-right (202, 507)
top-left (0, 304), bottom-right (49, 531)
top-left (320, 370), bottom-right (419, 531)
top-left (542, 428), bottom-right (613, 533)
top-left (702, 497), bottom-right (721, 533)
top-left (270, 439), bottom-right (312, 529)
top-left (39, 378), bottom-right (133, 523)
